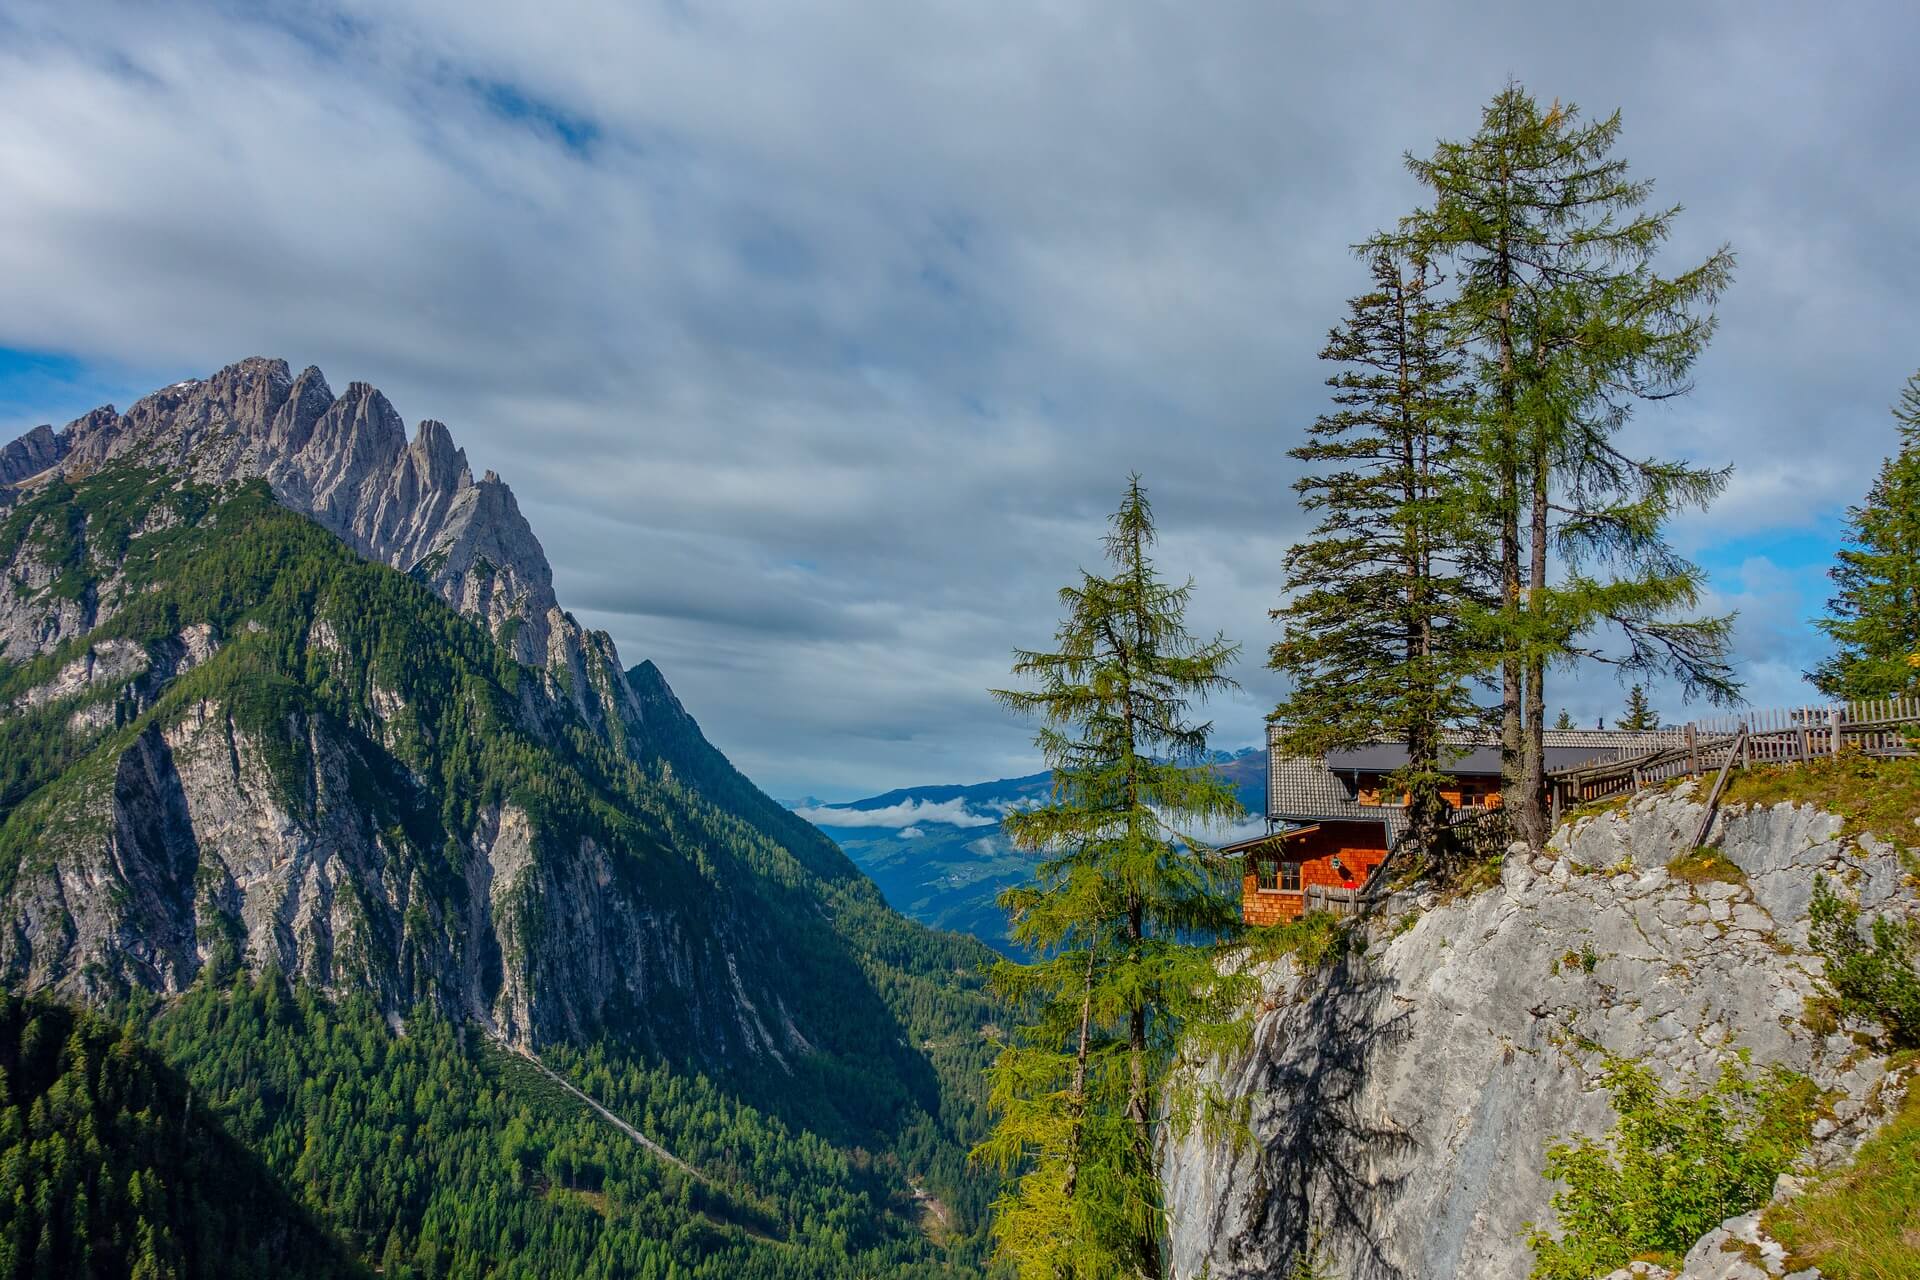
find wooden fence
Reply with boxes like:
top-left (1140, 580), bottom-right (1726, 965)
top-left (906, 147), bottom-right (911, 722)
top-left (1547, 695), bottom-right (1920, 824)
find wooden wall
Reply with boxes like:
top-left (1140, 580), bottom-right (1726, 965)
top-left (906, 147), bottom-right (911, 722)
top-left (1241, 822), bottom-right (1390, 925)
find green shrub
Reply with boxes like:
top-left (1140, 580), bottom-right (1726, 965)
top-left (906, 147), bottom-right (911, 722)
top-left (1526, 1052), bottom-right (1818, 1279)
top-left (1809, 874), bottom-right (1920, 1048)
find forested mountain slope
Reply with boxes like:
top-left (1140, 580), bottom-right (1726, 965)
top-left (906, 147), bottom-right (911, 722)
top-left (811, 749), bottom-right (1267, 952)
top-left (0, 991), bottom-right (367, 1279)
top-left (0, 361), bottom-right (1000, 1276)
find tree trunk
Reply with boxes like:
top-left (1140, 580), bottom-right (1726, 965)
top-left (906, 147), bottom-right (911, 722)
top-left (1396, 265), bottom-right (1440, 852)
top-left (1062, 943), bottom-right (1098, 1199)
top-left (1518, 435), bottom-right (1550, 850)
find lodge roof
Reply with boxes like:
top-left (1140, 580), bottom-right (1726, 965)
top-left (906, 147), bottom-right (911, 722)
top-left (1267, 753), bottom-right (1407, 842)
top-left (1261, 725), bottom-right (1686, 829)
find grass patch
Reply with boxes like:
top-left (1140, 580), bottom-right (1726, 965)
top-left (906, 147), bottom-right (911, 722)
top-left (1769, 1062), bottom-right (1920, 1279)
top-left (1667, 848), bottom-right (1748, 887)
top-left (1721, 754), bottom-right (1920, 853)
top-left (1438, 852), bottom-right (1505, 904)
top-left (1560, 792), bottom-right (1635, 829)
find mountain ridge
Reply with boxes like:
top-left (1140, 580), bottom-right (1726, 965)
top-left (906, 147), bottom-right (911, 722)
top-left (1, 357), bottom-right (638, 733)
top-left (806, 747), bottom-right (1267, 952)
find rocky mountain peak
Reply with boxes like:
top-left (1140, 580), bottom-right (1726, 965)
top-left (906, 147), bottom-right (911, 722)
top-left (0, 357), bottom-right (637, 727)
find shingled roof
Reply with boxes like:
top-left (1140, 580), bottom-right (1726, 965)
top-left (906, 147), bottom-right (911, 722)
top-left (1262, 724), bottom-right (1687, 830)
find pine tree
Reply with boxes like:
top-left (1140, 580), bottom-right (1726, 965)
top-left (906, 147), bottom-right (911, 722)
top-left (1618, 684), bottom-right (1660, 731)
top-left (1398, 84), bottom-right (1739, 849)
top-left (1809, 371), bottom-right (1920, 700)
top-left (1271, 247), bottom-right (1489, 850)
top-left (1553, 710), bottom-right (1575, 730)
top-left (1612, 679), bottom-right (1658, 729)
top-left (976, 478), bottom-right (1249, 1280)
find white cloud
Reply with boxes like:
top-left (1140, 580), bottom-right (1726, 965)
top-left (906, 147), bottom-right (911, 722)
top-left (794, 797), bottom-right (999, 830)
top-left (898, 826), bottom-right (924, 839)
top-left (0, 1), bottom-right (1910, 799)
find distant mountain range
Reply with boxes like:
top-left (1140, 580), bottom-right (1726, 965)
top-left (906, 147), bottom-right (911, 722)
top-left (799, 749), bottom-right (1270, 954)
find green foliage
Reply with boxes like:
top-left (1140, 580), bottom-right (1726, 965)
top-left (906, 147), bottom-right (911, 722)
top-left (1720, 753), bottom-right (1920, 851)
top-left (1527, 1052), bottom-right (1817, 1279)
top-left (135, 973), bottom-right (978, 1280)
top-left (1285, 1230), bottom-right (1342, 1280)
top-left (977, 478), bottom-right (1249, 1280)
top-left (1810, 370), bottom-right (1920, 701)
top-left (0, 990), bottom-right (364, 1280)
top-left (1396, 83), bottom-right (1738, 848)
top-left (0, 462), bottom-right (1006, 1273)
top-left (1245, 912), bottom-right (1351, 969)
top-left (1271, 246), bottom-right (1490, 850)
top-left (1810, 876), bottom-right (1920, 1048)
top-left (1618, 685), bottom-right (1660, 732)
top-left (1768, 1058), bottom-right (1920, 1278)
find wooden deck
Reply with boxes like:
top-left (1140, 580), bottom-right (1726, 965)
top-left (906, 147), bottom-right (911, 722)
top-left (1547, 696), bottom-right (1920, 823)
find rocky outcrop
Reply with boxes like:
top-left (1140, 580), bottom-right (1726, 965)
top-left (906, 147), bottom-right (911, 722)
top-left (0, 677), bottom-right (801, 1063)
top-left (0, 424), bottom-right (64, 486)
top-left (0, 362), bottom-right (857, 1066)
top-left (0, 358), bottom-right (637, 730)
top-left (1163, 786), bottom-right (1918, 1280)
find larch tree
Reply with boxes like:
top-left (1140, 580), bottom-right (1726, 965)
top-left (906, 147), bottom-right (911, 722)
top-left (1398, 83), bottom-right (1740, 849)
top-left (1808, 371), bottom-right (1920, 700)
top-left (1271, 246), bottom-right (1489, 852)
top-left (976, 478), bottom-right (1249, 1280)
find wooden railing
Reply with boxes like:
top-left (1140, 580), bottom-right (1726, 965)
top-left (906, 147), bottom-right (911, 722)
top-left (1547, 695), bottom-right (1920, 824)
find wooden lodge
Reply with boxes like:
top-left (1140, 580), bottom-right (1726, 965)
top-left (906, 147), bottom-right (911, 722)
top-left (1224, 725), bottom-right (1682, 925)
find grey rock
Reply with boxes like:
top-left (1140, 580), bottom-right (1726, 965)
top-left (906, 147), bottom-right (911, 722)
top-left (0, 360), bottom-right (818, 1064)
top-left (0, 358), bottom-right (638, 731)
top-left (1163, 791), bottom-right (1910, 1280)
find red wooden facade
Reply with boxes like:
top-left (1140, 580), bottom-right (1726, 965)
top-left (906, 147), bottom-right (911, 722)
top-left (1238, 821), bottom-right (1391, 925)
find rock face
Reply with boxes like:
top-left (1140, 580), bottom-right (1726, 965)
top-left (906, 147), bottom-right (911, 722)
top-left (1162, 786), bottom-right (1917, 1280)
top-left (0, 358), bottom-right (636, 730)
top-left (0, 361), bottom-right (907, 1075)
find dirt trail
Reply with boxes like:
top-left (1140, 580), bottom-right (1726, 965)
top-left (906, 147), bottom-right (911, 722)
top-left (503, 1042), bottom-right (706, 1184)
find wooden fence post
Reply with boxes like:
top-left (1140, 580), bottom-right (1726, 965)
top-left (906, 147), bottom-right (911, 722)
top-left (1740, 724), bottom-right (1751, 770)
top-left (1830, 706), bottom-right (1843, 758)
top-left (1685, 723), bottom-right (1698, 776)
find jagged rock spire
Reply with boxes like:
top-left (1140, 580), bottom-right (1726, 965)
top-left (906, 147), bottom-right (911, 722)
top-left (0, 357), bottom-right (638, 729)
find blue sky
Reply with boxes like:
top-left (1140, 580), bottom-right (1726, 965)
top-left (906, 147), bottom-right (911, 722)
top-left (2, 1), bottom-right (1914, 800)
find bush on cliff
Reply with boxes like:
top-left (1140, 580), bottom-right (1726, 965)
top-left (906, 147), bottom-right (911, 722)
top-left (1526, 1051), bottom-right (1816, 1279)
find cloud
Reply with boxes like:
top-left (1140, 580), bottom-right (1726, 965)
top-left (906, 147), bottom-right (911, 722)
top-left (0, 1), bottom-right (1911, 799)
top-left (794, 797), bottom-right (999, 830)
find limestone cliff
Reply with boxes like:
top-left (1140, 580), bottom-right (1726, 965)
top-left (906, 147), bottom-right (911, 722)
top-left (1163, 787), bottom-right (1918, 1280)
top-left (0, 369), bottom-right (976, 1118)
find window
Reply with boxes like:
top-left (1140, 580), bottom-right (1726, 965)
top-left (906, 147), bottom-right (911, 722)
top-left (1255, 857), bottom-right (1302, 894)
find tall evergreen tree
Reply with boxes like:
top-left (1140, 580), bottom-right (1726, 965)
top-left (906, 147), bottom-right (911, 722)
top-left (1399, 84), bottom-right (1740, 849)
top-left (1271, 247), bottom-right (1489, 850)
top-left (1809, 371), bottom-right (1920, 700)
top-left (976, 479), bottom-right (1248, 1280)
top-left (1553, 709), bottom-right (1576, 730)
top-left (1618, 684), bottom-right (1660, 731)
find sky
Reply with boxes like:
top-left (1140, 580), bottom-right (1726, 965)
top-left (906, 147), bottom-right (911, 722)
top-left (1, 1), bottom-right (1915, 802)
